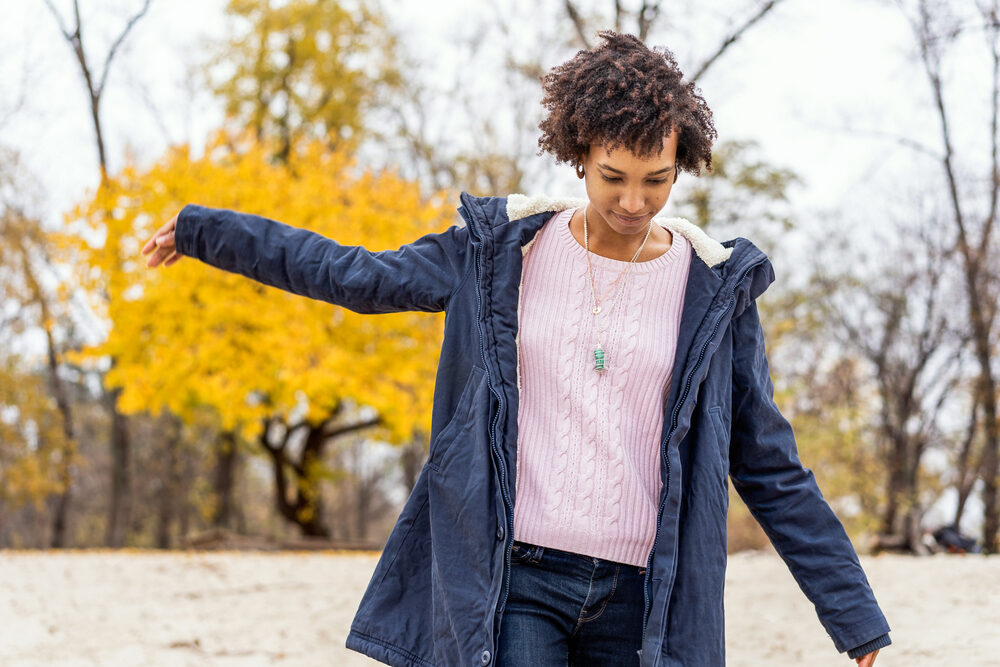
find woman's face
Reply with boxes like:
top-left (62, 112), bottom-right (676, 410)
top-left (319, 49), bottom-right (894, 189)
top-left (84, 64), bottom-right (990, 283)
top-left (580, 133), bottom-right (679, 239)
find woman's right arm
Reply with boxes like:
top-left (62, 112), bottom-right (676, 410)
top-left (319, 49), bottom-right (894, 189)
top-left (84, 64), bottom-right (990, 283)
top-left (142, 204), bottom-right (471, 314)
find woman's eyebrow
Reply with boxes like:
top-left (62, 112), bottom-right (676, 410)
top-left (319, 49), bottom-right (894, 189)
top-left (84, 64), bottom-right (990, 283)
top-left (598, 163), bottom-right (675, 175)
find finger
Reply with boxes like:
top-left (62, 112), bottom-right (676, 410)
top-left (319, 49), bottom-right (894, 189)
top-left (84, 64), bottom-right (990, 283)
top-left (141, 234), bottom-right (158, 254)
top-left (146, 246), bottom-right (171, 268)
top-left (142, 215), bottom-right (178, 254)
top-left (155, 230), bottom-right (175, 248)
top-left (164, 251), bottom-right (182, 267)
top-left (144, 234), bottom-right (177, 265)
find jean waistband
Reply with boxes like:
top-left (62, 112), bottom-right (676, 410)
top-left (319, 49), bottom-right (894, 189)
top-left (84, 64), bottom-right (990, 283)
top-left (512, 540), bottom-right (647, 575)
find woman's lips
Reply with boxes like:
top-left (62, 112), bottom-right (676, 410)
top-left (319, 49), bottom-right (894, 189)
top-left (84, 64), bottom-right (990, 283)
top-left (612, 212), bottom-right (646, 225)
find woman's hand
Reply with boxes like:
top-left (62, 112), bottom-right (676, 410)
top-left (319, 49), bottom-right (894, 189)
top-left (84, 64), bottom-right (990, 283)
top-left (142, 214), bottom-right (183, 268)
top-left (855, 649), bottom-right (879, 666)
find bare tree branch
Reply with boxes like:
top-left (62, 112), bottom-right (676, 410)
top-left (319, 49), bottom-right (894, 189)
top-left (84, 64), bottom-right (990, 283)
top-left (822, 123), bottom-right (942, 160)
top-left (638, 0), bottom-right (661, 41)
top-left (41, 0), bottom-right (72, 38)
top-left (97, 0), bottom-right (154, 99)
top-left (691, 0), bottom-right (785, 82)
top-left (41, 0), bottom-right (155, 177)
top-left (564, 0), bottom-right (591, 49)
top-left (321, 415), bottom-right (381, 439)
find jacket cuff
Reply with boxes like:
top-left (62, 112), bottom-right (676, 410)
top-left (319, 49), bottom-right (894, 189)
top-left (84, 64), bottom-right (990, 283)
top-left (846, 633), bottom-right (891, 659)
top-left (173, 204), bottom-right (201, 259)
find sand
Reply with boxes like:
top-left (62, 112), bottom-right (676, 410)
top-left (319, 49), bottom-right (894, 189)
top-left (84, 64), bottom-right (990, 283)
top-left (0, 549), bottom-right (995, 666)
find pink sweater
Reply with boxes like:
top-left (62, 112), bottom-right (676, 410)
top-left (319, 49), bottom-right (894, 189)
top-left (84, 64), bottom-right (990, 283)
top-left (512, 208), bottom-right (692, 567)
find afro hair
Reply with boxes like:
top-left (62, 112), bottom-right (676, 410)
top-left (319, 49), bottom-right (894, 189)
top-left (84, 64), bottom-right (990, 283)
top-left (537, 31), bottom-right (717, 177)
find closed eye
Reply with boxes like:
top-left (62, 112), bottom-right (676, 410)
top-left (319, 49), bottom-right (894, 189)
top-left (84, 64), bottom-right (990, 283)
top-left (600, 174), bottom-right (669, 185)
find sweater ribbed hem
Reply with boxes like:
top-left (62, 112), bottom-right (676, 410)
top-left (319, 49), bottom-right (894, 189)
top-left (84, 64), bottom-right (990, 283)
top-left (846, 633), bottom-right (891, 659)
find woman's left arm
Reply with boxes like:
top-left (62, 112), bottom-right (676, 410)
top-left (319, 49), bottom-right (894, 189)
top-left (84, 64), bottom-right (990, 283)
top-left (728, 299), bottom-right (892, 660)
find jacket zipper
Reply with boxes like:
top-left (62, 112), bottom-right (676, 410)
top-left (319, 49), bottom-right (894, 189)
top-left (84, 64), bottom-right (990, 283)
top-left (639, 256), bottom-right (767, 665)
top-left (462, 203), bottom-right (515, 661)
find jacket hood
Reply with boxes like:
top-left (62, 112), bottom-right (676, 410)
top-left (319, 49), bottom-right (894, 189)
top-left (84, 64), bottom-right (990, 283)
top-left (503, 193), bottom-right (774, 304)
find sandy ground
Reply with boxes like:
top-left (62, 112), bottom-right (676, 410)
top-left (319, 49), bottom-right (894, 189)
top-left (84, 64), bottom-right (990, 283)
top-left (0, 549), bottom-right (996, 666)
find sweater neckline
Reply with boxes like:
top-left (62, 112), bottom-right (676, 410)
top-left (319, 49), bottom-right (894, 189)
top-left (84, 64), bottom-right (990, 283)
top-left (555, 208), bottom-right (685, 274)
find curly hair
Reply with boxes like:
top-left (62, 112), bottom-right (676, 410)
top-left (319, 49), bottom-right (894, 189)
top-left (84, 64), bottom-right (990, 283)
top-left (537, 31), bottom-right (717, 177)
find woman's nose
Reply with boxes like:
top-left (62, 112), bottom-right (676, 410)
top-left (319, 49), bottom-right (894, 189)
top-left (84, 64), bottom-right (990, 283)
top-left (620, 189), bottom-right (644, 214)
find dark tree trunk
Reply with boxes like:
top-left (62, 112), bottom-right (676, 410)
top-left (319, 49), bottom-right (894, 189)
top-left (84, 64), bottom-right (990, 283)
top-left (212, 430), bottom-right (239, 529)
top-left (104, 382), bottom-right (131, 547)
top-left (259, 411), bottom-right (379, 538)
top-left (155, 414), bottom-right (183, 549)
top-left (400, 435), bottom-right (427, 492)
top-left (43, 312), bottom-right (75, 548)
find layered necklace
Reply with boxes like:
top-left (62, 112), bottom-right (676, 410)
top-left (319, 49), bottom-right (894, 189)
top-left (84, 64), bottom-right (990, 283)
top-left (583, 206), bottom-right (654, 373)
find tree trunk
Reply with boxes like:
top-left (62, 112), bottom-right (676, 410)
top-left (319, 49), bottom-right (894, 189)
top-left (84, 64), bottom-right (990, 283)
top-left (45, 326), bottom-right (75, 548)
top-left (156, 415), bottom-right (182, 549)
top-left (104, 381), bottom-right (131, 548)
top-left (400, 436), bottom-right (426, 492)
top-left (212, 429), bottom-right (239, 529)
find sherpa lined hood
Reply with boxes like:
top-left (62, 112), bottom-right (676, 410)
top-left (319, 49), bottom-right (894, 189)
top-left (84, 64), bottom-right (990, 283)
top-left (506, 193), bottom-right (734, 268)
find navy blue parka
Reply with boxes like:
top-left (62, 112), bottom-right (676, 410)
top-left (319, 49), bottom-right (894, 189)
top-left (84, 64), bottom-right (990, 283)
top-left (174, 192), bottom-right (892, 667)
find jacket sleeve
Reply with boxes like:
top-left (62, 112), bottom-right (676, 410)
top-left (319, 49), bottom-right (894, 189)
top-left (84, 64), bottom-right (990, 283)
top-left (728, 300), bottom-right (891, 656)
top-left (173, 204), bottom-right (470, 314)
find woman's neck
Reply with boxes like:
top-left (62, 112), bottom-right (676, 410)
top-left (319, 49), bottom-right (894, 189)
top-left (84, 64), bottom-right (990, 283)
top-left (567, 208), bottom-right (673, 262)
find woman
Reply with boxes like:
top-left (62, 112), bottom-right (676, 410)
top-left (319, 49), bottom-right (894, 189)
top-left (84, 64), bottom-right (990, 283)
top-left (143, 31), bottom-right (889, 667)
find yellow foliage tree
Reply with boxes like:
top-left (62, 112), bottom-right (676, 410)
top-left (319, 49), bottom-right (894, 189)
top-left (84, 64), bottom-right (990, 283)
top-left (0, 354), bottom-right (71, 512)
top-left (208, 0), bottom-right (401, 162)
top-left (56, 130), bottom-right (451, 534)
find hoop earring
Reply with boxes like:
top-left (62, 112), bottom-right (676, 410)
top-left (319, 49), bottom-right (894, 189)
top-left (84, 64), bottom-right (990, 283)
top-left (576, 164), bottom-right (585, 179)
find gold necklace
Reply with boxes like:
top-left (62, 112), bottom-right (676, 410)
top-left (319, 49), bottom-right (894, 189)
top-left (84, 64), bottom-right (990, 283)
top-left (583, 206), bottom-right (654, 372)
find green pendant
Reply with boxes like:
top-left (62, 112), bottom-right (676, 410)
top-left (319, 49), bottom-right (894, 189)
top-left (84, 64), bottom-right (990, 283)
top-left (593, 345), bottom-right (606, 372)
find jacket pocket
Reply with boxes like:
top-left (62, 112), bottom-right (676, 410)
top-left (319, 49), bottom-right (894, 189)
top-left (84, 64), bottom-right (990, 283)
top-left (426, 365), bottom-right (487, 471)
top-left (708, 405), bottom-right (730, 448)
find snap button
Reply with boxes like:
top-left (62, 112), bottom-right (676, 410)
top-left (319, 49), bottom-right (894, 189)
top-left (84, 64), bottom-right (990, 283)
top-left (497, 523), bottom-right (505, 541)
top-left (480, 649), bottom-right (492, 664)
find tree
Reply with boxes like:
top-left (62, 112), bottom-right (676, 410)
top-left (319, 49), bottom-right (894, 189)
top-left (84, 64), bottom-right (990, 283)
top-left (891, 0), bottom-right (1000, 551)
top-left (60, 130), bottom-right (449, 537)
top-left (802, 202), bottom-right (967, 551)
top-left (0, 355), bottom-right (70, 524)
top-left (207, 0), bottom-right (401, 164)
top-left (42, 0), bottom-right (155, 547)
top-left (0, 145), bottom-right (82, 547)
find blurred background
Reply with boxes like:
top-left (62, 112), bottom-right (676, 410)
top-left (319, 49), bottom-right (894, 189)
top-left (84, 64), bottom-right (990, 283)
top-left (0, 0), bottom-right (997, 559)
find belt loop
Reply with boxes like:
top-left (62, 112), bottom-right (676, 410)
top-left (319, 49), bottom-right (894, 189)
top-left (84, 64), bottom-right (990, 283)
top-left (530, 545), bottom-right (545, 563)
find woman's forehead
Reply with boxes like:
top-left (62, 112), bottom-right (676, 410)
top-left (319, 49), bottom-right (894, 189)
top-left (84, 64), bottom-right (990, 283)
top-left (589, 138), bottom-right (678, 167)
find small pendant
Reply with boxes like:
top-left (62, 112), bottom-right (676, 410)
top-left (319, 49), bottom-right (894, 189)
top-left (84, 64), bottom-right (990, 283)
top-left (593, 345), bottom-right (606, 372)
top-left (593, 306), bottom-right (602, 315)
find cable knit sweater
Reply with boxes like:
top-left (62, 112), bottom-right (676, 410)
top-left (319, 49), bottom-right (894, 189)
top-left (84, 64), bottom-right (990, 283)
top-left (512, 208), bottom-right (692, 567)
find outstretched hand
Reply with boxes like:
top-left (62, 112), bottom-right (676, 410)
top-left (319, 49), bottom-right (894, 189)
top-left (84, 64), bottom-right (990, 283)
top-left (142, 213), bottom-right (183, 268)
top-left (855, 649), bottom-right (879, 666)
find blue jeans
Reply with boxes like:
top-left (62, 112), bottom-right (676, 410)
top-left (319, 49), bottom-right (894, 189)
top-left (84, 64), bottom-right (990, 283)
top-left (496, 540), bottom-right (646, 666)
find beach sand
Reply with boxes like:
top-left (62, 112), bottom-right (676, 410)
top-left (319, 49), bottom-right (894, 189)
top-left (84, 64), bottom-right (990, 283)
top-left (0, 549), bottom-right (995, 665)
